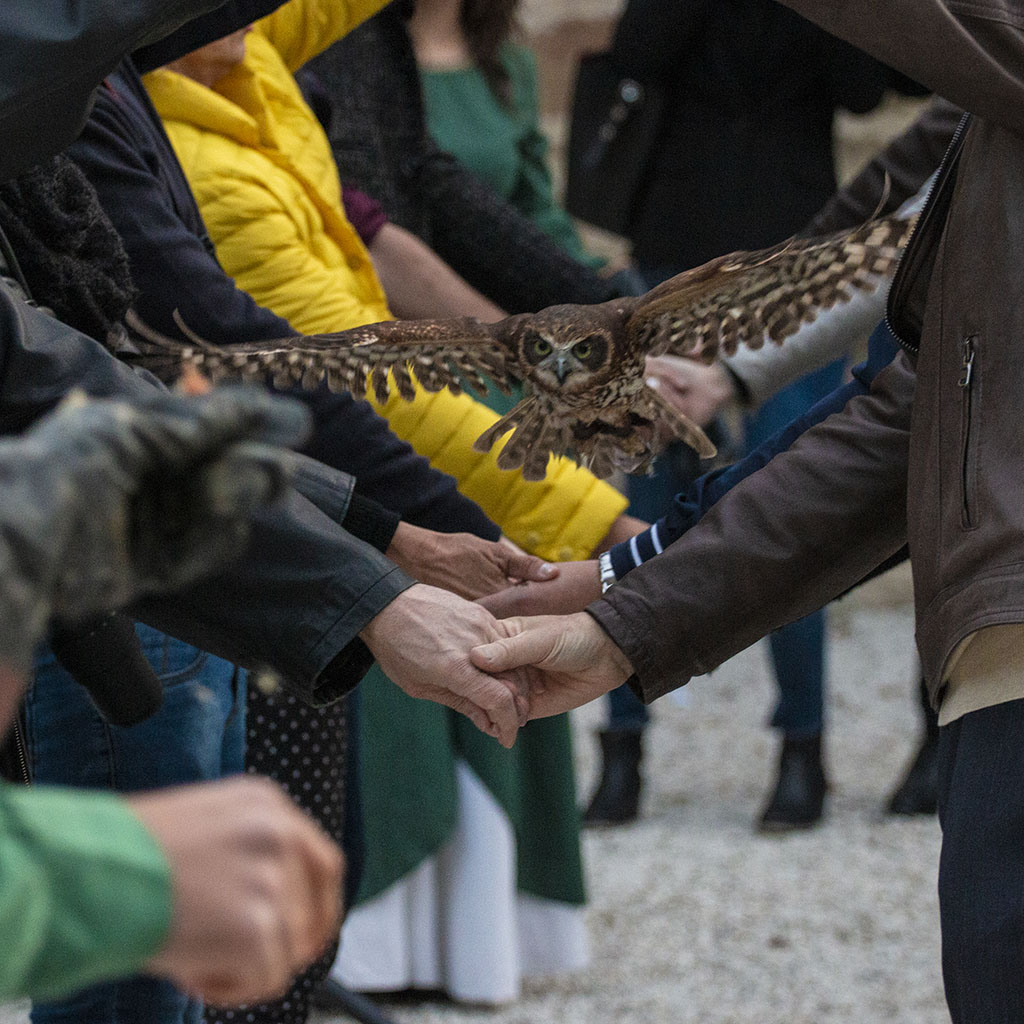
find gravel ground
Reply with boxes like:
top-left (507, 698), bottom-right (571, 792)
top-left (0, 566), bottom-right (948, 1024)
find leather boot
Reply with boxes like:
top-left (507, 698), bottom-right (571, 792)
top-left (886, 678), bottom-right (939, 815)
top-left (757, 733), bottom-right (827, 833)
top-left (582, 728), bottom-right (643, 826)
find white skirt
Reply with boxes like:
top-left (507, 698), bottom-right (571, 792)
top-left (331, 758), bottom-right (589, 1005)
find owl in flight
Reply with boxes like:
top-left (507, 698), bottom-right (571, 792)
top-left (125, 212), bottom-right (913, 481)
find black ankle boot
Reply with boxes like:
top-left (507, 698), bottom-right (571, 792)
top-left (886, 731), bottom-right (939, 815)
top-left (582, 729), bottom-right (643, 826)
top-left (758, 733), bottom-right (827, 833)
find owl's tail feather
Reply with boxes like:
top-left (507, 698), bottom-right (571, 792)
top-left (646, 384), bottom-right (717, 459)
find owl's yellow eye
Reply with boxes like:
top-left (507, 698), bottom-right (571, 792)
top-left (532, 338), bottom-right (552, 357)
top-left (573, 340), bottom-right (592, 360)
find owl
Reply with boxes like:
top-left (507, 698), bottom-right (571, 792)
top-left (124, 212), bottom-right (913, 481)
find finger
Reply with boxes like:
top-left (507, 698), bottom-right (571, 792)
top-left (293, 829), bottom-right (345, 959)
top-left (135, 391), bottom-right (311, 477)
top-left (454, 672), bottom-right (521, 747)
top-left (499, 667), bottom-right (540, 719)
top-left (470, 622), bottom-right (558, 674)
top-left (444, 691), bottom-right (504, 742)
top-left (502, 551), bottom-right (558, 584)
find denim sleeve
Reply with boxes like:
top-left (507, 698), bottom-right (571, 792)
top-left (608, 321), bottom-right (901, 579)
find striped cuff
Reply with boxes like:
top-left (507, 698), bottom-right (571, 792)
top-left (608, 519), bottom-right (668, 580)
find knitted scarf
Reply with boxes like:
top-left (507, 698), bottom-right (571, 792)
top-left (0, 154), bottom-right (135, 345)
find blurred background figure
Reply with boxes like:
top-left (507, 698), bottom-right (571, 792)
top-left (577, 0), bottom-right (923, 833)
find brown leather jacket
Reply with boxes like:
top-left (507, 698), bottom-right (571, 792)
top-left (590, 0), bottom-right (1024, 706)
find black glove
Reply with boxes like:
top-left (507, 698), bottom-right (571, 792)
top-left (0, 386), bottom-right (310, 674)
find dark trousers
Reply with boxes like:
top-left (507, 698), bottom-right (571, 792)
top-left (938, 697), bottom-right (1024, 1023)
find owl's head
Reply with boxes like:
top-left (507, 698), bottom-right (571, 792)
top-left (511, 306), bottom-right (621, 397)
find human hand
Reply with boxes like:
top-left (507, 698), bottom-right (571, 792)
top-left (360, 583), bottom-right (534, 747)
top-left (0, 386), bottom-right (309, 673)
top-left (479, 560), bottom-right (601, 619)
top-left (644, 354), bottom-right (737, 428)
top-left (136, 776), bottom-right (343, 1007)
top-left (470, 612), bottom-right (635, 719)
top-left (386, 522), bottom-right (557, 600)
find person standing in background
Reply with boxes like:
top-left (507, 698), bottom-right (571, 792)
top-left (580, 0), bottom-right (908, 831)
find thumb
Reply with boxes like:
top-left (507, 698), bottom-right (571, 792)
top-left (502, 550), bottom-right (558, 583)
top-left (471, 619), bottom-right (558, 674)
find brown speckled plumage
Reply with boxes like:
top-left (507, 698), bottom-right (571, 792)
top-left (125, 212), bottom-right (914, 480)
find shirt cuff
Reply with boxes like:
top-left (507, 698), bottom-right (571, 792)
top-left (342, 492), bottom-right (400, 553)
top-left (608, 520), bottom-right (669, 580)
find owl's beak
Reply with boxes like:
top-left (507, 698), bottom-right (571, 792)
top-left (554, 355), bottom-right (569, 384)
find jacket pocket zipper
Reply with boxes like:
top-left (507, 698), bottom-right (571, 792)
top-left (958, 334), bottom-right (978, 528)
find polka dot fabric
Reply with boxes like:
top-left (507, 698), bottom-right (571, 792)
top-left (204, 685), bottom-right (348, 1024)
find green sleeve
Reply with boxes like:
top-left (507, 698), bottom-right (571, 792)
top-left (503, 46), bottom-right (605, 270)
top-left (0, 784), bottom-right (172, 1002)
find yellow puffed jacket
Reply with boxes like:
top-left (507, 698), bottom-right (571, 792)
top-left (144, 0), bottom-right (626, 561)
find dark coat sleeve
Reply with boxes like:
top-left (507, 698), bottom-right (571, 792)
top-left (590, 352), bottom-right (915, 701)
top-left (0, 280), bottom-right (414, 704)
top-left (68, 66), bottom-right (498, 540)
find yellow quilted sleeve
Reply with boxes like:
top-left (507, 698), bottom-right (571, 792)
top-left (256, 0), bottom-right (390, 72)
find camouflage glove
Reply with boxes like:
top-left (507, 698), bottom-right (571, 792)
top-left (0, 386), bottom-right (310, 673)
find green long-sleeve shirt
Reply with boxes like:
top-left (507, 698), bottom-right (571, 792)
top-left (420, 43), bottom-right (604, 272)
top-left (0, 783), bottom-right (171, 1001)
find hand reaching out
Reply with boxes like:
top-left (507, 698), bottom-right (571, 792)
top-left (386, 522), bottom-right (557, 600)
top-left (360, 583), bottom-right (537, 747)
top-left (470, 612), bottom-right (635, 719)
top-left (644, 354), bottom-right (737, 428)
top-left (478, 560), bottom-right (601, 619)
top-left (136, 776), bottom-right (343, 1007)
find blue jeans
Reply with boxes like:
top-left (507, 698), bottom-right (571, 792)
top-left (25, 623), bottom-right (244, 1024)
top-left (745, 359), bottom-right (843, 737)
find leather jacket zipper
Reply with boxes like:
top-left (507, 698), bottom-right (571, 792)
top-left (11, 714), bottom-right (31, 786)
top-left (886, 113), bottom-right (970, 356)
top-left (959, 335), bottom-right (979, 528)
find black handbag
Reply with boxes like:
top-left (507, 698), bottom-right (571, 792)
top-left (564, 51), bottom-right (664, 236)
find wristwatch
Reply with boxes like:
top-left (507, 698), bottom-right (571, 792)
top-left (598, 551), bottom-right (617, 593)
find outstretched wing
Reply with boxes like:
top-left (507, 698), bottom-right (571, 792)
top-left (628, 212), bottom-right (915, 361)
top-left (122, 310), bottom-right (512, 404)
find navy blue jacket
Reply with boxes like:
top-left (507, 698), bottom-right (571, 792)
top-left (68, 61), bottom-right (497, 541)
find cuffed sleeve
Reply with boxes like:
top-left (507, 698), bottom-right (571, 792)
top-left (0, 784), bottom-right (171, 1001)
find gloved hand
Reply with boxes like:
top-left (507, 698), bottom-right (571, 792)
top-left (0, 386), bottom-right (310, 674)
